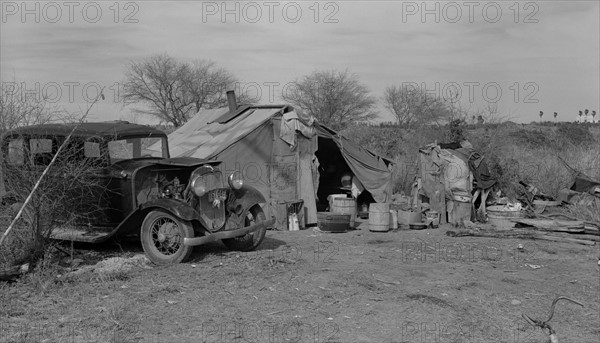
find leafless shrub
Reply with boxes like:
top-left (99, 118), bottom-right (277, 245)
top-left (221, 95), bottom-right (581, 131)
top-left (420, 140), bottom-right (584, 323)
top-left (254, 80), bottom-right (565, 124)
top-left (1, 137), bottom-right (109, 270)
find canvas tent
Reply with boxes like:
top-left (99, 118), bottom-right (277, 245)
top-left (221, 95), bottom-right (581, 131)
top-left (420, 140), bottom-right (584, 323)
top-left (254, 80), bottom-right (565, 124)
top-left (161, 104), bottom-right (393, 229)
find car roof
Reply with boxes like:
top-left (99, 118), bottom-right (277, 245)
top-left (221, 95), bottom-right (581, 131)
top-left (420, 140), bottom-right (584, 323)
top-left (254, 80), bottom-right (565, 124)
top-left (1, 121), bottom-right (167, 140)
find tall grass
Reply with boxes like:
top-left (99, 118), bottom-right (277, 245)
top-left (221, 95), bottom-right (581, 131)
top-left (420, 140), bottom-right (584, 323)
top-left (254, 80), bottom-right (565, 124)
top-left (467, 124), bottom-right (600, 198)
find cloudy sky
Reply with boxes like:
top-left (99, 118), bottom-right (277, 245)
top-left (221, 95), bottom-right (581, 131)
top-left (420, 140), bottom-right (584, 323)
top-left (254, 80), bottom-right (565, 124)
top-left (1, 0), bottom-right (598, 124)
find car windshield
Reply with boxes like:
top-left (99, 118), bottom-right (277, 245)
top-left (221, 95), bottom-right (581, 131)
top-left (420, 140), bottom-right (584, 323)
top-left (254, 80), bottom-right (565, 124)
top-left (108, 137), bottom-right (166, 163)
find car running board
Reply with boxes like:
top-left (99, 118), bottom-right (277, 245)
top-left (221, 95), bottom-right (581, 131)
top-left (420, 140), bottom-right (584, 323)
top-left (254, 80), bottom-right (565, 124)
top-left (50, 226), bottom-right (114, 243)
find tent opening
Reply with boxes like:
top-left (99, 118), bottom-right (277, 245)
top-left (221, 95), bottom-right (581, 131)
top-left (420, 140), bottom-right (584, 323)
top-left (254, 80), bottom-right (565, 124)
top-left (315, 136), bottom-right (374, 212)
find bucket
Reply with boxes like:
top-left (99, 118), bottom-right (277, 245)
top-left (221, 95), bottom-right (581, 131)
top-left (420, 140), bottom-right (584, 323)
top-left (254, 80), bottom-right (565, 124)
top-left (447, 196), bottom-right (472, 224)
top-left (487, 205), bottom-right (521, 228)
top-left (397, 209), bottom-right (422, 227)
top-left (425, 211), bottom-right (440, 228)
top-left (369, 203), bottom-right (390, 232)
top-left (330, 195), bottom-right (356, 228)
top-left (317, 212), bottom-right (350, 232)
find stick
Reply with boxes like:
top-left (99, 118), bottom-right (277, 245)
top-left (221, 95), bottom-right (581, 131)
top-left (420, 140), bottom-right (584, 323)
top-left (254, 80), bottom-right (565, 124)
top-left (0, 89), bottom-right (104, 248)
top-left (375, 278), bottom-right (400, 285)
top-left (266, 309), bottom-right (290, 315)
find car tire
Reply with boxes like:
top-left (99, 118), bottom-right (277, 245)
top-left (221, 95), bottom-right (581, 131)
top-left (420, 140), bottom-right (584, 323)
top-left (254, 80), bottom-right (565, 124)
top-left (222, 205), bottom-right (267, 251)
top-left (141, 210), bottom-right (194, 265)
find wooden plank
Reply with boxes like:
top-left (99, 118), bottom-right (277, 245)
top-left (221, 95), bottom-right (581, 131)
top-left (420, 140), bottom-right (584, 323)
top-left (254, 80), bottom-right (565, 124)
top-left (542, 232), bottom-right (600, 242)
top-left (536, 234), bottom-right (596, 246)
top-left (512, 218), bottom-right (585, 230)
top-left (584, 225), bottom-right (599, 235)
top-left (446, 228), bottom-right (596, 245)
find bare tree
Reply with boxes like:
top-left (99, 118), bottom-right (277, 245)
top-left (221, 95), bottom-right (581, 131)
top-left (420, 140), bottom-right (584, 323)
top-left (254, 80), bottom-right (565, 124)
top-left (282, 69), bottom-right (377, 130)
top-left (122, 54), bottom-right (249, 127)
top-left (382, 84), bottom-right (454, 128)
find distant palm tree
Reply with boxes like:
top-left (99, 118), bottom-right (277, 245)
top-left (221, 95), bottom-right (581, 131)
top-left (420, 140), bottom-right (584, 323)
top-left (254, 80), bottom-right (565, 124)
top-left (584, 109), bottom-right (590, 123)
top-left (593, 110), bottom-right (597, 123)
top-left (578, 110), bottom-right (583, 122)
top-left (554, 112), bottom-right (557, 120)
top-left (539, 111), bottom-right (543, 121)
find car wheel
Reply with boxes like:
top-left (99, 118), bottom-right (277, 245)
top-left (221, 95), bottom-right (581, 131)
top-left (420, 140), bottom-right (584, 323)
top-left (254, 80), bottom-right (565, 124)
top-left (141, 210), bottom-right (194, 265)
top-left (222, 205), bottom-right (267, 251)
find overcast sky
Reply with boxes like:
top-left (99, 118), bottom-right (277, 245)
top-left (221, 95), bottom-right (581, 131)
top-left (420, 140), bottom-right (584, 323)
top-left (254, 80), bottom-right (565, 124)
top-left (1, 0), bottom-right (598, 124)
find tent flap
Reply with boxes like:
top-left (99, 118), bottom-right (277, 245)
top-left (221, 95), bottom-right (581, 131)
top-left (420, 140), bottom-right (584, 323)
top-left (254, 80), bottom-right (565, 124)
top-left (315, 125), bottom-right (393, 203)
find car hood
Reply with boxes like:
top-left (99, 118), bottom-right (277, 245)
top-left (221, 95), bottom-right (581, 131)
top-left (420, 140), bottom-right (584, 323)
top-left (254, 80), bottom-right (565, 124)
top-left (111, 157), bottom-right (220, 172)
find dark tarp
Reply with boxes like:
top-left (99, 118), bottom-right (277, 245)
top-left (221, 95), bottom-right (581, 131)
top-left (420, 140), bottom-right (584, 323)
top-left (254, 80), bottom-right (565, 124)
top-left (315, 125), bottom-right (393, 203)
top-left (570, 173), bottom-right (600, 193)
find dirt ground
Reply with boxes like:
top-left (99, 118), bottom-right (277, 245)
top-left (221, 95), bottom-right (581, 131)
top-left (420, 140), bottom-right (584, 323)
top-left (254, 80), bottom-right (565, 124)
top-left (1, 219), bottom-right (599, 343)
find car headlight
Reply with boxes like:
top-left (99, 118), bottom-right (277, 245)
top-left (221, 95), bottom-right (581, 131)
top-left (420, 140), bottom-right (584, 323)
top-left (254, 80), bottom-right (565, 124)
top-left (228, 172), bottom-right (243, 190)
top-left (190, 175), bottom-right (207, 197)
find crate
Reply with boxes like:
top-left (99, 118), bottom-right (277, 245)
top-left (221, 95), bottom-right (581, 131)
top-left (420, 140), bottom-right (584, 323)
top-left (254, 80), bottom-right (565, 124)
top-left (317, 212), bottom-right (350, 232)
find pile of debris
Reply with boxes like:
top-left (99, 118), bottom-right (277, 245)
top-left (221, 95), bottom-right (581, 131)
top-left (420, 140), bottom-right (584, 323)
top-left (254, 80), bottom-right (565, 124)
top-left (447, 165), bottom-right (600, 245)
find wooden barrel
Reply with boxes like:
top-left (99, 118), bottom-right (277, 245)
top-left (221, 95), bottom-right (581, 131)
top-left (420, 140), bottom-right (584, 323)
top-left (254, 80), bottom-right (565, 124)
top-left (369, 203), bottom-right (390, 232)
top-left (330, 196), bottom-right (356, 228)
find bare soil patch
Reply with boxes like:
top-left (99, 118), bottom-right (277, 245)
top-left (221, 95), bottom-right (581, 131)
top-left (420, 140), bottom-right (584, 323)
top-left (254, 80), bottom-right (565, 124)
top-left (1, 219), bottom-right (599, 343)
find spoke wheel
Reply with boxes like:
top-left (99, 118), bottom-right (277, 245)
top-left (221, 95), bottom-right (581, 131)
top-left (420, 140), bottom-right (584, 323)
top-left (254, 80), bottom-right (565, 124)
top-left (222, 205), bottom-right (267, 251)
top-left (141, 210), bottom-right (194, 265)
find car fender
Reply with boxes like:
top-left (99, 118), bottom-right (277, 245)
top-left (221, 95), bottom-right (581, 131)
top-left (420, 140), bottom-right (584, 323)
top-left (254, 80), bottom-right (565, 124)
top-left (228, 185), bottom-right (266, 216)
top-left (114, 199), bottom-right (210, 237)
top-left (140, 199), bottom-right (201, 221)
top-left (229, 184), bottom-right (266, 212)
top-left (226, 185), bottom-right (268, 228)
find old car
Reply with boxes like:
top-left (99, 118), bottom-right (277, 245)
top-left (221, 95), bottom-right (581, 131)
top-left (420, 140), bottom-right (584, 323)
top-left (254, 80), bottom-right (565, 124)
top-left (0, 121), bottom-right (274, 264)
